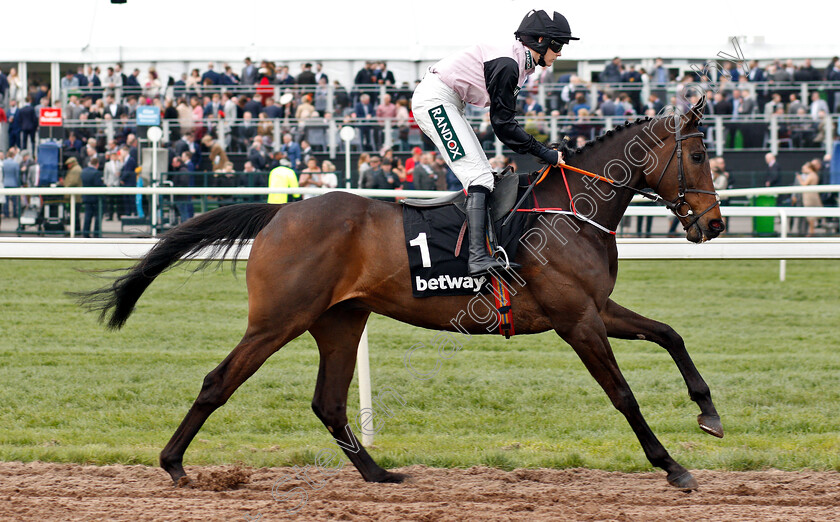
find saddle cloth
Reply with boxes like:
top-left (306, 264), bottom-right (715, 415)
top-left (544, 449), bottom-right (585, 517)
top-left (401, 174), bottom-right (534, 298)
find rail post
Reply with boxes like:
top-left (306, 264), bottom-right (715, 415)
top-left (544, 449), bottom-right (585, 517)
top-left (339, 126), bottom-right (356, 188)
top-left (273, 120), bottom-right (281, 151)
top-left (357, 323), bottom-right (373, 447)
top-left (328, 118), bottom-right (338, 160)
top-left (383, 118), bottom-right (393, 150)
top-left (769, 115), bottom-right (779, 156)
top-left (715, 116), bottom-right (724, 157)
top-left (148, 126), bottom-right (163, 238)
top-left (218, 121), bottom-right (226, 151)
top-left (538, 83), bottom-right (547, 112)
top-left (326, 84), bottom-right (335, 114)
top-left (779, 208), bottom-right (788, 282)
top-left (69, 197), bottom-right (76, 238)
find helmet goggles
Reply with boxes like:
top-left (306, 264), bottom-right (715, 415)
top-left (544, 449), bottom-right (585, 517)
top-left (547, 39), bottom-right (565, 53)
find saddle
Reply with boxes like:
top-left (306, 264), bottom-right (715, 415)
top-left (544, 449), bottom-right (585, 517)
top-left (400, 170), bottom-right (535, 338)
top-left (401, 170), bottom-right (524, 223)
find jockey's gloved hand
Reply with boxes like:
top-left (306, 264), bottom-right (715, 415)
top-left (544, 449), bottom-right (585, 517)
top-left (536, 137), bottom-right (571, 167)
top-left (553, 136), bottom-right (572, 166)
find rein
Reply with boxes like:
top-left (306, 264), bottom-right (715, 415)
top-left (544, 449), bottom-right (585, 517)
top-left (511, 113), bottom-right (720, 235)
top-left (512, 165), bottom-right (617, 235)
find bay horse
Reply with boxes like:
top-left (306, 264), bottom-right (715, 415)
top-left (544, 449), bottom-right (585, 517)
top-left (79, 99), bottom-right (725, 490)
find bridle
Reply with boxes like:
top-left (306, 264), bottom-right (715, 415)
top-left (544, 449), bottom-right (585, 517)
top-left (631, 113), bottom-right (720, 232)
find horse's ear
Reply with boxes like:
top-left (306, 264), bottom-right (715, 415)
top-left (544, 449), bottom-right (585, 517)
top-left (686, 95), bottom-right (706, 126)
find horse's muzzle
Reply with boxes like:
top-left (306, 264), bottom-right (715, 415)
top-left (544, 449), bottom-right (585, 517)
top-left (706, 219), bottom-right (725, 239)
top-left (687, 218), bottom-right (725, 243)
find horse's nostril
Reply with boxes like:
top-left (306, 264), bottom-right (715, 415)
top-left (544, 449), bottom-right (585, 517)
top-left (709, 219), bottom-right (725, 232)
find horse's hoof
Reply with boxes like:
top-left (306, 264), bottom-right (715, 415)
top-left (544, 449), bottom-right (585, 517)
top-left (161, 456), bottom-right (188, 486)
top-left (667, 470), bottom-right (698, 490)
top-left (372, 471), bottom-right (410, 483)
top-left (698, 414), bottom-right (724, 438)
top-left (176, 475), bottom-right (192, 488)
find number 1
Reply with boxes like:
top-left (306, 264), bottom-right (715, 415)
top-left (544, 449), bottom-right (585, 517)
top-left (409, 232), bottom-right (431, 268)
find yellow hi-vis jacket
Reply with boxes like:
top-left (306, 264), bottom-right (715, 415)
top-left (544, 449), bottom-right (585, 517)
top-left (267, 166), bottom-right (300, 204)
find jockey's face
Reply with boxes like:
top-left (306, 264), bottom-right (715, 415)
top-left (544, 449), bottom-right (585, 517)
top-left (536, 37), bottom-right (561, 66)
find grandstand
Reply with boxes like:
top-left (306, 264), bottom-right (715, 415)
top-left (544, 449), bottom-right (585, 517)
top-left (2, 54), bottom-right (837, 182)
top-left (2, 2), bottom-right (839, 236)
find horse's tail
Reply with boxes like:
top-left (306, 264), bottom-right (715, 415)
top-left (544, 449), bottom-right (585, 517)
top-left (75, 203), bottom-right (282, 330)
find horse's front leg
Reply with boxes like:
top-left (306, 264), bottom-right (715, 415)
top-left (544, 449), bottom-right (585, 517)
top-left (558, 305), bottom-right (698, 489)
top-left (601, 299), bottom-right (723, 438)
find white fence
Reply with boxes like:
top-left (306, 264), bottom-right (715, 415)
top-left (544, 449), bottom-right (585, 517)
top-left (2, 183), bottom-right (840, 237)
top-left (3, 183), bottom-right (839, 199)
top-left (3, 236), bottom-right (840, 261)
top-left (3, 184), bottom-right (839, 277)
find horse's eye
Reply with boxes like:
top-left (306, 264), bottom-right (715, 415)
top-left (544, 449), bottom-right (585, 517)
top-left (691, 152), bottom-right (705, 163)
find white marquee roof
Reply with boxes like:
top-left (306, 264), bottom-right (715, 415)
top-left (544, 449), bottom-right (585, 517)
top-left (3, 0), bottom-right (837, 64)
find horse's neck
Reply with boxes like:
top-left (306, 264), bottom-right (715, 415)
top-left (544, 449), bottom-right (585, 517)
top-left (538, 143), bottom-right (647, 234)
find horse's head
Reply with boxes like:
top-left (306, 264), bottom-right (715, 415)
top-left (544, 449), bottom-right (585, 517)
top-left (645, 98), bottom-right (725, 243)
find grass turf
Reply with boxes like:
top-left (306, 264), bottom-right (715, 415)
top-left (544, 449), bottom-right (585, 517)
top-left (0, 259), bottom-right (838, 472)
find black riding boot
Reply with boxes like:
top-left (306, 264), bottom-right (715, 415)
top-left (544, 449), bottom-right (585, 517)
top-left (467, 187), bottom-right (520, 276)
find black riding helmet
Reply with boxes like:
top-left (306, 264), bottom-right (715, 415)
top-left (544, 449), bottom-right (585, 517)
top-left (515, 9), bottom-right (579, 66)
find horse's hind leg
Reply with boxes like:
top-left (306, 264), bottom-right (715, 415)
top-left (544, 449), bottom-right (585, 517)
top-left (559, 306), bottom-right (698, 489)
top-left (601, 299), bottom-right (723, 438)
top-left (308, 304), bottom-right (408, 483)
top-left (159, 325), bottom-right (306, 485)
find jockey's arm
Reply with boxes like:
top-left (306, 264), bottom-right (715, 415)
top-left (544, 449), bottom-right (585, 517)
top-left (485, 58), bottom-right (565, 167)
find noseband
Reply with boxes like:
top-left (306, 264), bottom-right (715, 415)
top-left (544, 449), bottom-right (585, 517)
top-left (648, 114), bottom-right (720, 231)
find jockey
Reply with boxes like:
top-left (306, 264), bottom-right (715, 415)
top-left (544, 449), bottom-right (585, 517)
top-left (412, 9), bottom-right (578, 276)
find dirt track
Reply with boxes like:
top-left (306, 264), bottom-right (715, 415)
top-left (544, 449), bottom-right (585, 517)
top-left (1, 462), bottom-right (838, 521)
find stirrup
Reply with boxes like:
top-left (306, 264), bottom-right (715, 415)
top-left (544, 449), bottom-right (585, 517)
top-left (468, 254), bottom-right (521, 276)
top-left (495, 246), bottom-right (511, 269)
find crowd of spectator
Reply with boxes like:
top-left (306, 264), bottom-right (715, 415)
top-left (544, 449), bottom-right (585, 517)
top-left (513, 56), bottom-right (840, 148)
top-left (549, 56), bottom-right (840, 112)
top-left (3, 56), bottom-right (839, 150)
top-left (0, 58), bottom-right (417, 224)
top-left (0, 58), bottom-right (421, 158)
top-left (1, 55), bottom-right (839, 233)
top-left (0, 57), bottom-right (461, 231)
top-left (2, 56), bottom-right (840, 161)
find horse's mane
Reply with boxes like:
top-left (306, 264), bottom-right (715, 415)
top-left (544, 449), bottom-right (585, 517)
top-left (559, 107), bottom-right (708, 160)
top-left (559, 115), bottom-right (657, 160)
